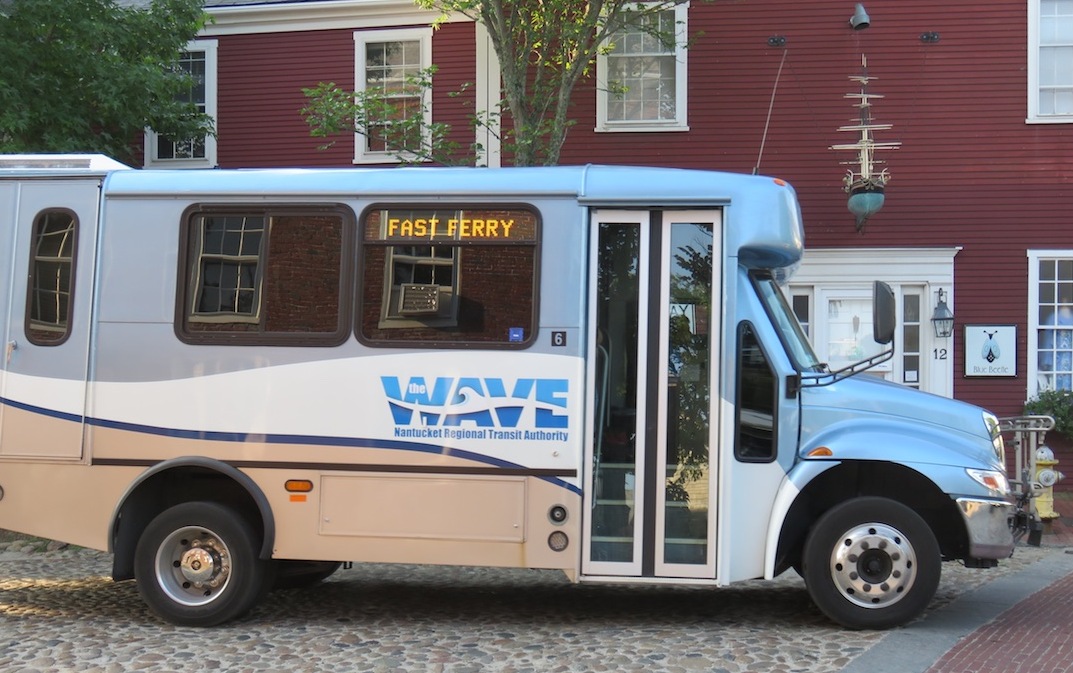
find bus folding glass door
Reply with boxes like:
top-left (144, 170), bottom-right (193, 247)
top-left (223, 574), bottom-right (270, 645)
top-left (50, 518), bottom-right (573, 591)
top-left (583, 209), bottom-right (721, 580)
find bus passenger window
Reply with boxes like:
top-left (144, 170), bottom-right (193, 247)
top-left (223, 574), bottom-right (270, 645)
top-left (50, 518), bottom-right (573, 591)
top-left (735, 322), bottom-right (777, 462)
top-left (358, 206), bottom-right (539, 347)
top-left (26, 209), bottom-right (78, 345)
top-left (177, 207), bottom-right (351, 345)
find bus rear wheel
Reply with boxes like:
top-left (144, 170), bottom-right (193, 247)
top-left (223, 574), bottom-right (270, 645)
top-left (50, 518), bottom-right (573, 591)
top-left (802, 497), bottom-right (940, 630)
top-left (134, 502), bottom-right (271, 626)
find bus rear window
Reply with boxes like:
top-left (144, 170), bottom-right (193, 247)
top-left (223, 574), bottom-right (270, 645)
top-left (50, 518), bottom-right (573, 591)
top-left (358, 206), bottom-right (539, 347)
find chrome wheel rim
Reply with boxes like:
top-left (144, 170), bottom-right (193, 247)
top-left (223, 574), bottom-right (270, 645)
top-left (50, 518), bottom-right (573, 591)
top-left (829, 522), bottom-right (916, 609)
top-left (154, 525), bottom-right (232, 607)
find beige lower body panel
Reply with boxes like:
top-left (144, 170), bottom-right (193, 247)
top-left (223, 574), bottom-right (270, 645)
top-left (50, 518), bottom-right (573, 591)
top-left (0, 418), bottom-right (583, 574)
top-left (262, 468), bottom-right (580, 571)
top-left (0, 461), bottom-right (134, 551)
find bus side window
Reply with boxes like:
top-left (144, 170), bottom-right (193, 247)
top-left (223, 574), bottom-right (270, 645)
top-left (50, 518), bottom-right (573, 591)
top-left (177, 207), bottom-right (351, 346)
top-left (735, 322), bottom-right (777, 462)
top-left (358, 206), bottom-right (539, 348)
top-left (26, 209), bottom-right (78, 346)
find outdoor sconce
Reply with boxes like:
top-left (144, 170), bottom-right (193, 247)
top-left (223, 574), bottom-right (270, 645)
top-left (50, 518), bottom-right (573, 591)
top-left (931, 289), bottom-right (954, 338)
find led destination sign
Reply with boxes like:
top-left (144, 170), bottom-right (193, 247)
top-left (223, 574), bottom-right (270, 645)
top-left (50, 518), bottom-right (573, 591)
top-left (367, 208), bottom-right (538, 243)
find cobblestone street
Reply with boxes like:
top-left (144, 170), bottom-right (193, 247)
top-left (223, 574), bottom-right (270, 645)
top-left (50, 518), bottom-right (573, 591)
top-left (0, 539), bottom-right (1059, 673)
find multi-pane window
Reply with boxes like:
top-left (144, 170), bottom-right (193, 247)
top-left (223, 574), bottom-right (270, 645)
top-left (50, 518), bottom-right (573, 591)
top-left (145, 40), bottom-right (218, 167)
top-left (597, 4), bottom-right (688, 131)
top-left (355, 28), bottom-right (432, 163)
top-left (901, 292), bottom-right (922, 389)
top-left (26, 210), bottom-right (77, 345)
top-left (179, 207), bottom-right (349, 344)
top-left (1030, 0), bottom-right (1073, 121)
top-left (791, 293), bottom-right (811, 337)
top-left (383, 242), bottom-right (459, 324)
top-left (360, 207), bottom-right (538, 346)
top-left (1030, 254), bottom-right (1073, 391)
top-left (157, 50), bottom-right (208, 161)
top-left (190, 215), bottom-right (265, 321)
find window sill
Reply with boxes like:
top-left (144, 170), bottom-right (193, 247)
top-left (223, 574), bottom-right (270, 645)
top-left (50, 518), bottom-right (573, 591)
top-left (1025, 116), bottom-right (1073, 125)
top-left (595, 124), bottom-right (690, 133)
top-left (144, 159), bottom-right (217, 169)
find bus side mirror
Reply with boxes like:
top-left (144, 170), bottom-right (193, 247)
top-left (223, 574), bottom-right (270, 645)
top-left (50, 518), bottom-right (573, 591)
top-left (873, 281), bottom-right (895, 345)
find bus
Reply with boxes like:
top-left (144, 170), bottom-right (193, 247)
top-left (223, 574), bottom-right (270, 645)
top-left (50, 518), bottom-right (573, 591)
top-left (0, 155), bottom-right (1016, 629)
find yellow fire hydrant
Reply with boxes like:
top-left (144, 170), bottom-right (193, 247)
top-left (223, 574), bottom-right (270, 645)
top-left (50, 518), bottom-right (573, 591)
top-left (1035, 446), bottom-right (1064, 520)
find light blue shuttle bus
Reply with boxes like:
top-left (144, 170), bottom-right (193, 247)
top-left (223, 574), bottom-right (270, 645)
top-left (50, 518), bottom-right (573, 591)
top-left (0, 155), bottom-right (1016, 629)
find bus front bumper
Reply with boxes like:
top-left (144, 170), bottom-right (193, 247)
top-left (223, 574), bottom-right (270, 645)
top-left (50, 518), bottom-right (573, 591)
top-left (957, 497), bottom-right (1016, 560)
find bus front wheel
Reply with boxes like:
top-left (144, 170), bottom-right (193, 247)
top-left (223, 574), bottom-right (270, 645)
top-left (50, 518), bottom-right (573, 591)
top-left (802, 497), bottom-right (940, 629)
top-left (134, 501), bottom-right (272, 626)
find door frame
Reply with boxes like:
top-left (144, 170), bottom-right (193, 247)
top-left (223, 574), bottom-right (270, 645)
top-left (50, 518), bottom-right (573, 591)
top-left (582, 208), bottom-right (722, 580)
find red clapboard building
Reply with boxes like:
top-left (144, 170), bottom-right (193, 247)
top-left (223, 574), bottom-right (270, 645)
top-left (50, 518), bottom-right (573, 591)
top-left (146, 0), bottom-right (1073, 464)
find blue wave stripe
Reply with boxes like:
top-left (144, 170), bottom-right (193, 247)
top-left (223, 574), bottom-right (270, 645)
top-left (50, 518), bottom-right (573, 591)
top-left (0, 395), bottom-right (581, 494)
top-left (1, 394), bottom-right (84, 423)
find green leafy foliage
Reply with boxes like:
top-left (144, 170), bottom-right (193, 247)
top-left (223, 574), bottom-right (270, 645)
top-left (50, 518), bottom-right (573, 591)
top-left (301, 67), bottom-right (474, 166)
top-left (0, 0), bottom-right (211, 163)
top-left (1024, 389), bottom-right (1073, 439)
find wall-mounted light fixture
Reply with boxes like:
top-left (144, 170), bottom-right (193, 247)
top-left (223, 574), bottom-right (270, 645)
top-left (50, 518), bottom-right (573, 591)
top-left (920, 31), bottom-right (941, 43)
top-left (768, 35), bottom-right (787, 47)
top-left (849, 3), bottom-right (871, 30)
top-left (931, 289), bottom-right (954, 338)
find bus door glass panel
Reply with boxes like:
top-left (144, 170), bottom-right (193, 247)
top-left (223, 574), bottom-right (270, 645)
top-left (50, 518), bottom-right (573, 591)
top-left (585, 212), bottom-right (647, 576)
top-left (656, 213), bottom-right (717, 578)
top-left (584, 209), bottom-right (720, 580)
top-left (816, 288), bottom-right (892, 380)
top-left (0, 182), bottom-right (96, 460)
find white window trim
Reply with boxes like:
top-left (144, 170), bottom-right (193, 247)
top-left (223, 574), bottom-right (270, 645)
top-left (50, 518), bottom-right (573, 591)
top-left (595, 3), bottom-right (689, 133)
top-left (1027, 0), bottom-right (1073, 124)
top-left (144, 39), bottom-right (219, 169)
top-left (353, 27), bottom-right (434, 165)
top-left (1026, 249), bottom-right (1073, 397)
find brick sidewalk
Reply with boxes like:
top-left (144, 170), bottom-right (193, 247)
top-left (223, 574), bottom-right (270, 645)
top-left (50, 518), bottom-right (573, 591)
top-left (921, 491), bottom-right (1073, 673)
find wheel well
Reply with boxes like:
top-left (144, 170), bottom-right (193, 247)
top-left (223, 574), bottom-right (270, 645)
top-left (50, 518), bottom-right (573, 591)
top-left (775, 461), bottom-right (968, 574)
top-left (110, 464), bottom-right (271, 581)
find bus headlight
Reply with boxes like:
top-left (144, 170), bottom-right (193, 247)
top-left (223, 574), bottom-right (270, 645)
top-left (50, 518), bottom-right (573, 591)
top-left (967, 468), bottom-right (1009, 496)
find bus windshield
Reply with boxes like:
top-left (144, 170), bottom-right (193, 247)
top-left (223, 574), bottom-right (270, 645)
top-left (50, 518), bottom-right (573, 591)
top-left (754, 276), bottom-right (824, 372)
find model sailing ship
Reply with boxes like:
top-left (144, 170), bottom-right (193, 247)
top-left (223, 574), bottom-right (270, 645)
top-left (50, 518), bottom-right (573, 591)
top-left (830, 55), bottom-right (901, 231)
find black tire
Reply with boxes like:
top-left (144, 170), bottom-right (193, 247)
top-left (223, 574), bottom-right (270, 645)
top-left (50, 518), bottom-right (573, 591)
top-left (272, 561), bottom-right (342, 590)
top-left (134, 502), bottom-right (272, 627)
top-left (802, 497), bottom-right (940, 630)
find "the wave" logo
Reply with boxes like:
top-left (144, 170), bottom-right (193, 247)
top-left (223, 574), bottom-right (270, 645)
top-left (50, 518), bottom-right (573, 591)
top-left (381, 376), bottom-right (569, 430)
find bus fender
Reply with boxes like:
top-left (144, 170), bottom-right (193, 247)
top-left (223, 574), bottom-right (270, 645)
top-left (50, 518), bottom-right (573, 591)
top-left (109, 456), bottom-right (276, 561)
top-left (763, 460), bottom-right (841, 579)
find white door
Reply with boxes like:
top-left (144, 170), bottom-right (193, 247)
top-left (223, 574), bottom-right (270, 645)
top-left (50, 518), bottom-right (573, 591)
top-left (0, 181), bottom-right (98, 460)
top-left (583, 209), bottom-right (722, 579)
top-left (815, 287), bottom-right (893, 380)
